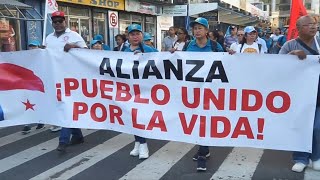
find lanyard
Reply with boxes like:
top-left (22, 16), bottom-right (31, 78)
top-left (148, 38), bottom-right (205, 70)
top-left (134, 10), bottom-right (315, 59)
top-left (315, 36), bottom-right (320, 54)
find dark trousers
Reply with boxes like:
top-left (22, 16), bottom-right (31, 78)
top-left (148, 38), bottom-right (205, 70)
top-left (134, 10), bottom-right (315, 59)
top-left (134, 135), bottom-right (146, 144)
top-left (59, 128), bottom-right (83, 144)
top-left (199, 146), bottom-right (209, 156)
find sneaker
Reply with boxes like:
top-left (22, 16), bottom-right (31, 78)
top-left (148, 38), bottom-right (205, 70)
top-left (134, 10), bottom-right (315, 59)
top-left (70, 137), bottom-right (84, 145)
top-left (292, 162), bottom-right (307, 172)
top-left (35, 124), bottom-right (45, 130)
top-left (56, 143), bottom-right (67, 152)
top-left (139, 143), bottom-right (149, 159)
top-left (193, 151), bottom-right (210, 161)
top-left (50, 126), bottom-right (62, 132)
top-left (130, 142), bottom-right (140, 156)
top-left (197, 156), bottom-right (207, 171)
top-left (22, 126), bottom-right (31, 134)
top-left (313, 159), bottom-right (320, 171)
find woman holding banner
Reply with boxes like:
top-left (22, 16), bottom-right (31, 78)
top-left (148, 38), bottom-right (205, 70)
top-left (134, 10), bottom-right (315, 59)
top-left (229, 26), bottom-right (263, 54)
top-left (122, 24), bottom-right (158, 159)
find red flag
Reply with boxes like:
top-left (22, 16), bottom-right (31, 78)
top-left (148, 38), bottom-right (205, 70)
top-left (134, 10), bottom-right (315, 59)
top-left (287, 0), bottom-right (308, 40)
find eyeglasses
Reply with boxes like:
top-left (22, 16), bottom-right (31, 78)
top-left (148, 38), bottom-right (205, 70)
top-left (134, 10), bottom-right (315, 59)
top-left (53, 19), bottom-right (64, 24)
top-left (237, 34), bottom-right (244, 36)
top-left (302, 23), bottom-right (319, 28)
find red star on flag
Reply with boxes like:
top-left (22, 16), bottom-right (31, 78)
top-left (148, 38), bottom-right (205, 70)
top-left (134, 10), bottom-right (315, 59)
top-left (22, 99), bottom-right (35, 111)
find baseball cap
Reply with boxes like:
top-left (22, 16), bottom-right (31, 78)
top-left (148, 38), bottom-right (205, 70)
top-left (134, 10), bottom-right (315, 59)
top-left (51, 11), bottom-right (65, 19)
top-left (190, 17), bottom-right (209, 29)
top-left (143, 32), bottom-right (152, 41)
top-left (128, 24), bottom-right (142, 33)
top-left (93, 34), bottom-right (104, 41)
top-left (231, 25), bottom-right (237, 29)
top-left (244, 26), bottom-right (257, 33)
top-left (90, 40), bottom-right (102, 47)
top-left (28, 40), bottom-right (40, 47)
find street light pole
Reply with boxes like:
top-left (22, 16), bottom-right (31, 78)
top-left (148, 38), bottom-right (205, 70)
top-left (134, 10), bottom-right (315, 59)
top-left (186, 0), bottom-right (190, 32)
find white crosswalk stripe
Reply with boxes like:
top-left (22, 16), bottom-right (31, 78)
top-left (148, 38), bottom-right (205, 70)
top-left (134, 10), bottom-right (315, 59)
top-left (305, 167), bottom-right (320, 180)
top-left (0, 129), bottom-right (97, 174)
top-left (119, 142), bottom-right (195, 180)
top-left (30, 133), bottom-right (134, 180)
top-left (0, 127), bottom-right (47, 148)
top-left (210, 148), bottom-right (264, 180)
top-left (1, 127), bottom-right (320, 179)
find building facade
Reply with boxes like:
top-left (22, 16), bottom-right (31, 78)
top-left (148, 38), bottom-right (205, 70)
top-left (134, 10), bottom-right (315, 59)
top-left (0, 0), bottom-right (169, 51)
top-left (256, 0), bottom-right (320, 28)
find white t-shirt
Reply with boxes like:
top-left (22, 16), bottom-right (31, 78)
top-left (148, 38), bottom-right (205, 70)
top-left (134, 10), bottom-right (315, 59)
top-left (229, 42), bottom-right (239, 52)
top-left (257, 37), bottom-right (267, 53)
top-left (270, 34), bottom-right (283, 46)
top-left (236, 42), bottom-right (262, 54)
top-left (45, 28), bottom-right (87, 50)
top-left (173, 41), bottom-right (186, 51)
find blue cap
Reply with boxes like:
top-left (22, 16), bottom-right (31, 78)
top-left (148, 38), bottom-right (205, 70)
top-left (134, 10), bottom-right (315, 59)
top-left (90, 40), bottom-right (102, 47)
top-left (190, 17), bottom-right (209, 29)
top-left (128, 24), bottom-right (142, 33)
top-left (28, 40), bottom-right (40, 47)
top-left (244, 26), bottom-right (257, 33)
top-left (143, 32), bottom-right (152, 41)
top-left (93, 34), bottom-right (103, 41)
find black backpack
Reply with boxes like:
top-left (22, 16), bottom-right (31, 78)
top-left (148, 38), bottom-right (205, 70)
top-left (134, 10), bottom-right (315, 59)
top-left (182, 40), bottom-right (218, 52)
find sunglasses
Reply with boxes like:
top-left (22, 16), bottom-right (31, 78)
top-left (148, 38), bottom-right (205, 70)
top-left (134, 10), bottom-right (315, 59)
top-left (53, 19), bottom-right (64, 24)
top-left (237, 34), bottom-right (244, 36)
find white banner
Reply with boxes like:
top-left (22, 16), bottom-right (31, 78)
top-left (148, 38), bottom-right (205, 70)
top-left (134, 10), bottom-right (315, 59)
top-left (0, 49), bottom-right (319, 152)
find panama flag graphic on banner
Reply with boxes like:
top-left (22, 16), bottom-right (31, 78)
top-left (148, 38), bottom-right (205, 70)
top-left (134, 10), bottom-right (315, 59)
top-left (0, 51), bottom-right (55, 127)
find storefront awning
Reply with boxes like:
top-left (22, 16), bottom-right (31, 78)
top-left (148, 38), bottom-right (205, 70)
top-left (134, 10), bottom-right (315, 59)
top-left (198, 5), bottom-right (262, 26)
top-left (0, 0), bottom-right (43, 21)
top-left (217, 6), bottom-right (259, 26)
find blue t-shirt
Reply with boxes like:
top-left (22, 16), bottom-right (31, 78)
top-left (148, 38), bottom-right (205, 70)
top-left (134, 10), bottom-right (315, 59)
top-left (185, 39), bottom-right (224, 52)
top-left (103, 44), bottom-right (111, 51)
top-left (263, 37), bottom-right (273, 50)
top-left (124, 43), bottom-right (156, 53)
top-left (277, 36), bottom-right (287, 46)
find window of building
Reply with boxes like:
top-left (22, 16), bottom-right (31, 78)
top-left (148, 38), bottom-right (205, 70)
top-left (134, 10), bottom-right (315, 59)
top-left (119, 12), bottom-right (145, 34)
top-left (93, 12), bottom-right (107, 41)
top-left (58, 6), bottom-right (91, 44)
top-left (145, 16), bottom-right (156, 43)
top-left (0, 11), bottom-right (20, 52)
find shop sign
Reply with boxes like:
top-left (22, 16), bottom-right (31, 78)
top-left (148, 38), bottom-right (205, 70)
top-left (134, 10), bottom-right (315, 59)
top-left (57, 0), bottom-right (124, 10)
top-left (162, 5), bottom-right (187, 16)
top-left (246, 3), bottom-right (268, 20)
top-left (108, 11), bottom-right (118, 28)
top-left (125, 0), bottom-right (160, 15)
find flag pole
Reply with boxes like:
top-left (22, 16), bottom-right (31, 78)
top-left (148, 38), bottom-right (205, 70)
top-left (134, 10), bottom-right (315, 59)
top-left (42, 0), bottom-right (49, 46)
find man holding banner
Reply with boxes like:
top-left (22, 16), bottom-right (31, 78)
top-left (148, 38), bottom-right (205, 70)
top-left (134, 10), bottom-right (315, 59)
top-left (280, 15), bottom-right (320, 173)
top-left (45, 11), bottom-right (87, 152)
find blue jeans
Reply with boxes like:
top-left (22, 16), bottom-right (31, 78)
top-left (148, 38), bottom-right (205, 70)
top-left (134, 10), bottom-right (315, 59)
top-left (59, 128), bottom-right (83, 144)
top-left (293, 107), bottom-right (320, 164)
top-left (134, 136), bottom-right (146, 144)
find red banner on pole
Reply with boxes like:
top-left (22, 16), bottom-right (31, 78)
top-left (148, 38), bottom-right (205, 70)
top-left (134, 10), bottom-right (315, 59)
top-left (287, 0), bottom-right (308, 40)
